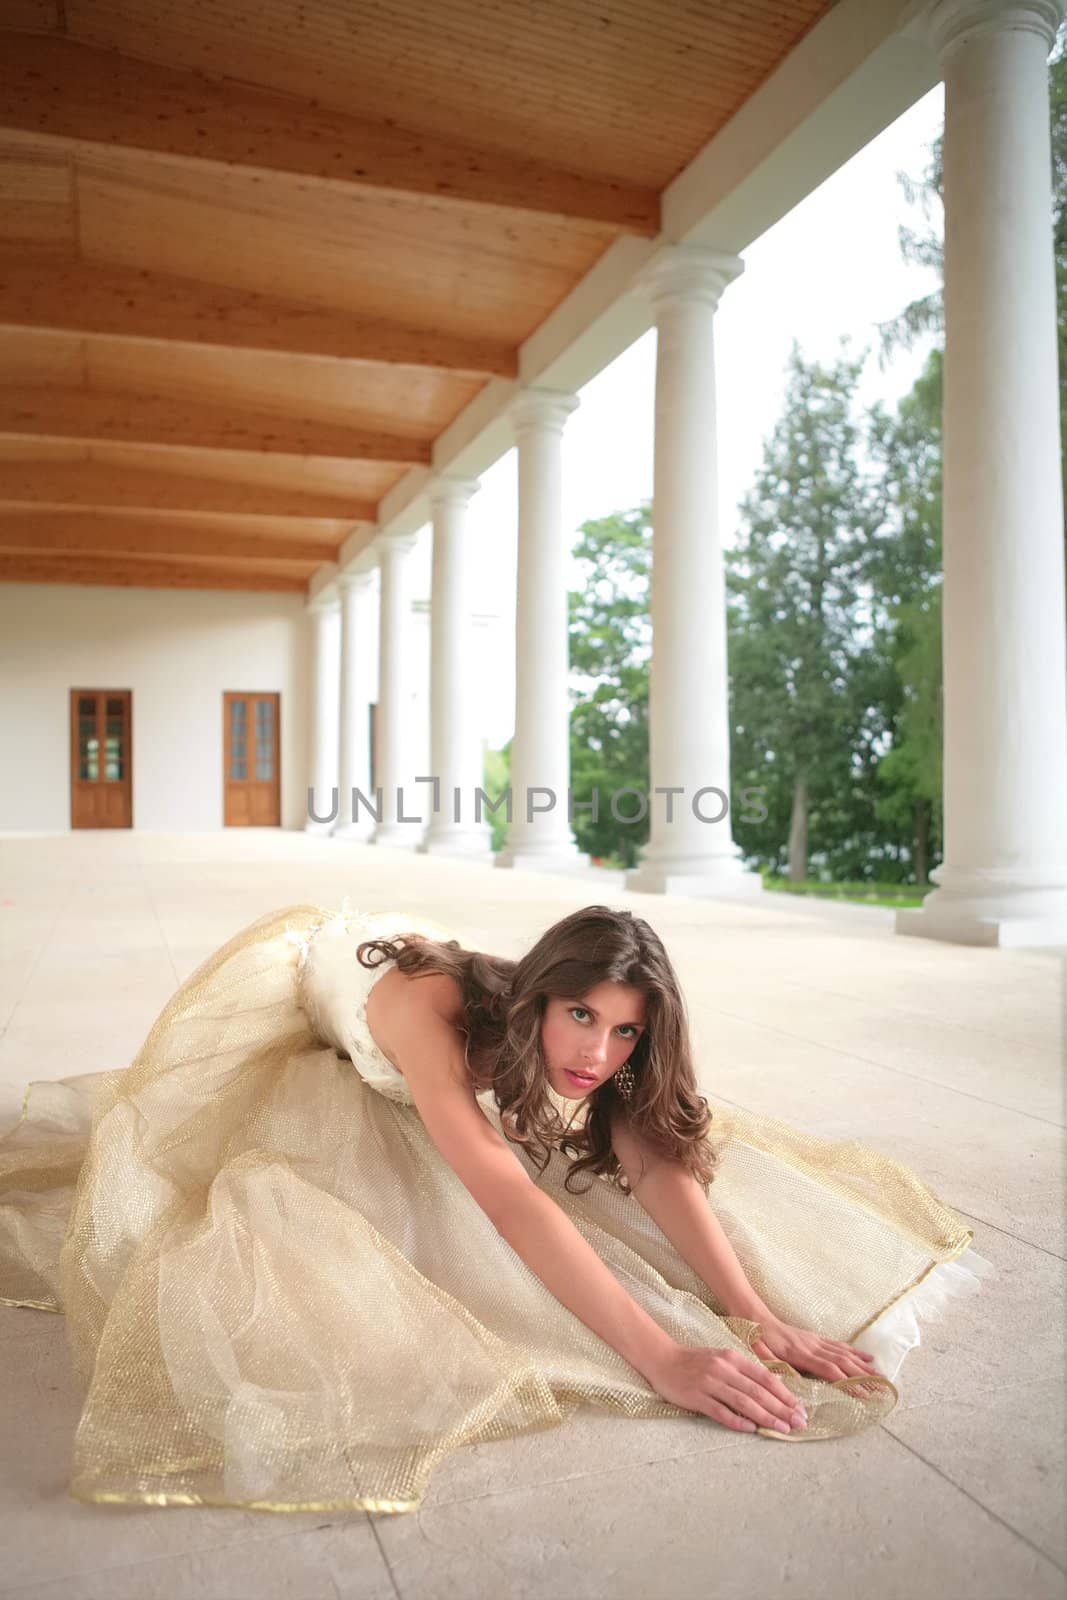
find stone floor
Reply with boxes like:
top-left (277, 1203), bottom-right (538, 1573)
top-left (1, 829), bottom-right (1064, 1600)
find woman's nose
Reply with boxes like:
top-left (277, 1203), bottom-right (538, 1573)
top-left (582, 1035), bottom-right (610, 1064)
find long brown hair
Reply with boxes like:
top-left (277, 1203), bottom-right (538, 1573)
top-left (355, 905), bottom-right (718, 1195)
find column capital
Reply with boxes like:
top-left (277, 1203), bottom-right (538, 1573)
top-left (337, 567), bottom-right (376, 594)
top-left (926, 0), bottom-right (1065, 57)
top-left (510, 387), bottom-right (580, 439)
top-left (306, 588), bottom-right (340, 615)
top-left (429, 474), bottom-right (481, 512)
top-left (376, 531), bottom-right (419, 560)
top-left (635, 245), bottom-right (745, 313)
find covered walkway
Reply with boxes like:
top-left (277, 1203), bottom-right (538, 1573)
top-left (2, 0), bottom-right (1065, 945)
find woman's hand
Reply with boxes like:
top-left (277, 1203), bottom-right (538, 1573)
top-left (750, 1317), bottom-right (883, 1384)
top-left (646, 1343), bottom-right (809, 1435)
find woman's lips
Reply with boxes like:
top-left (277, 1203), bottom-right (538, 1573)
top-left (564, 1069), bottom-right (598, 1089)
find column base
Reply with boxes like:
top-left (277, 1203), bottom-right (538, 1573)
top-left (495, 841), bottom-right (593, 875)
top-left (896, 885), bottom-right (1067, 949)
top-left (417, 827), bottom-right (495, 861)
top-left (304, 819), bottom-right (337, 837)
top-left (331, 823), bottom-right (376, 843)
top-left (369, 825), bottom-right (423, 850)
top-left (625, 853), bottom-right (764, 899)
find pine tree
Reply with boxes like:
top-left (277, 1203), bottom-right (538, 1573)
top-left (727, 340), bottom-right (883, 881)
top-left (865, 350), bottom-right (945, 881)
top-left (567, 506), bottom-right (652, 866)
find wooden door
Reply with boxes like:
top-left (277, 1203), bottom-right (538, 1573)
top-left (223, 692), bottom-right (281, 825)
top-left (70, 690), bottom-right (133, 828)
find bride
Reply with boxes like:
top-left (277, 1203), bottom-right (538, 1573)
top-left (0, 900), bottom-right (991, 1515)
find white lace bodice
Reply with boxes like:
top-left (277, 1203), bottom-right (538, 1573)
top-left (291, 906), bottom-right (457, 1105)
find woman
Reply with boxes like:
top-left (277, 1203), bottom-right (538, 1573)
top-left (0, 900), bottom-right (990, 1515)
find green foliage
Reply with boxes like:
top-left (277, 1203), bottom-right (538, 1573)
top-left (481, 739), bottom-right (512, 853)
top-left (560, 343), bottom-right (951, 885)
top-left (1052, 30), bottom-right (1067, 534)
top-left (877, 30), bottom-right (1067, 594)
top-left (871, 591), bottom-right (943, 855)
top-left (556, 42), bottom-right (1065, 889)
top-left (567, 507), bottom-right (651, 866)
top-left (866, 350), bottom-right (945, 878)
top-left (726, 340), bottom-right (889, 882)
top-left (762, 875), bottom-right (927, 907)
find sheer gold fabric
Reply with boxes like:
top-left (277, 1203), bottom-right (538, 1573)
top-left (0, 904), bottom-right (975, 1514)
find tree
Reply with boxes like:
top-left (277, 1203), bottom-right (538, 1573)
top-left (1053, 30), bottom-right (1067, 527)
top-left (877, 26), bottom-right (1067, 577)
top-left (559, 36), bottom-right (1066, 887)
top-left (868, 28), bottom-right (1067, 879)
top-left (567, 507), bottom-right (652, 866)
top-left (481, 738), bottom-right (512, 853)
top-left (727, 340), bottom-right (885, 881)
top-left (865, 349), bottom-right (945, 881)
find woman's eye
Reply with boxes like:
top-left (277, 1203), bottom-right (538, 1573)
top-left (570, 1007), bottom-right (636, 1039)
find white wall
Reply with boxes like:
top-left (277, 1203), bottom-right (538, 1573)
top-left (0, 582), bottom-right (310, 832)
top-left (0, 579), bottom-right (507, 834)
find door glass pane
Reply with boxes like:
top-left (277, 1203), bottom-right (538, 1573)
top-left (229, 700), bottom-right (247, 781)
top-left (255, 699), bottom-right (274, 781)
top-left (78, 698), bottom-right (99, 781)
top-left (104, 699), bottom-right (124, 780)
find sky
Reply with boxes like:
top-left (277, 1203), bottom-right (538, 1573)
top-left (405, 83), bottom-right (947, 748)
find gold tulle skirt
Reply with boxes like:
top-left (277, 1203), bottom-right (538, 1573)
top-left (0, 904), bottom-right (985, 1515)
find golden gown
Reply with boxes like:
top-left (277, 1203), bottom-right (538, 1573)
top-left (0, 903), bottom-right (992, 1515)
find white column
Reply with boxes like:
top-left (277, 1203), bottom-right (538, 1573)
top-left (625, 246), bottom-right (762, 899)
top-left (898, 0), bottom-right (1067, 947)
top-left (418, 477), bottom-right (494, 858)
top-left (304, 590), bottom-right (341, 833)
top-left (496, 389), bottom-right (589, 873)
top-left (371, 532), bottom-right (421, 848)
top-left (333, 561), bottom-right (377, 839)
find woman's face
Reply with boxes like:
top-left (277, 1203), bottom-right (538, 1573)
top-left (540, 981), bottom-right (648, 1099)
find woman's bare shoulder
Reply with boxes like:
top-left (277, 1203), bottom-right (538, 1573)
top-left (366, 964), bottom-right (465, 1029)
top-left (363, 964), bottom-right (467, 1076)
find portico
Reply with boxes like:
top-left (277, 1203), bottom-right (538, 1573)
top-left (0, 0), bottom-right (1063, 947)
top-left (895, 0), bottom-right (1067, 946)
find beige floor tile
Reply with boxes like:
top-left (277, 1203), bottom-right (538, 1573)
top-left (690, 981), bottom-right (1063, 1122)
top-left (883, 1380), bottom-right (1067, 1570)
top-left (697, 1021), bottom-right (1067, 1256)
top-left (0, 1524), bottom-right (393, 1600)
top-left (886, 1225), bottom-right (1065, 1411)
top-left (373, 1426), bottom-right (1064, 1600)
top-left (0, 1310), bottom-right (378, 1596)
top-left (0, 1017), bottom-right (160, 1120)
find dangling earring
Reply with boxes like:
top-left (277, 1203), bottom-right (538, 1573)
top-left (615, 1061), bottom-right (635, 1101)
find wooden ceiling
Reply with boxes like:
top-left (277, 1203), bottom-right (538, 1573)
top-left (0, 0), bottom-right (835, 595)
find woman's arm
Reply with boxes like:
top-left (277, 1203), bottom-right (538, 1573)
top-left (381, 978), bottom-right (807, 1433)
top-left (388, 990), bottom-right (678, 1377)
top-left (610, 1114), bottom-right (883, 1384)
top-left (610, 1113), bottom-right (770, 1318)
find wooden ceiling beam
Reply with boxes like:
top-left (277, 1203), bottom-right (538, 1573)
top-left (0, 513), bottom-right (338, 564)
top-left (0, 256), bottom-right (518, 377)
top-left (0, 552), bottom-right (306, 592)
top-left (0, 33), bottom-right (659, 236)
top-left (0, 388), bottom-right (433, 463)
top-left (0, 464), bottom-right (379, 519)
